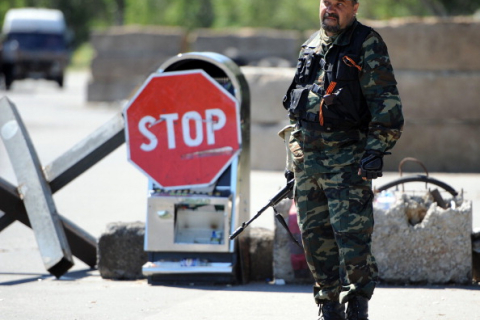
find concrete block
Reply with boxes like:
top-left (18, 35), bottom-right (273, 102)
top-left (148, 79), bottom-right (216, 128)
top-left (90, 56), bottom-right (168, 81)
top-left (240, 227), bottom-right (274, 282)
top-left (384, 122), bottom-right (480, 172)
top-left (191, 28), bottom-right (301, 67)
top-left (372, 195), bottom-right (472, 284)
top-left (473, 231), bottom-right (480, 283)
top-left (241, 67), bottom-right (293, 124)
top-left (306, 18), bottom-right (480, 71)
top-left (396, 70), bottom-right (480, 119)
top-left (272, 199), bottom-right (296, 282)
top-left (87, 79), bottom-right (143, 102)
top-left (251, 122), bottom-right (290, 171)
top-left (370, 18), bottom-right (480, 71)
top-left (273, 193), bottom-right (473, 285)
top-left (272, 199), bottom-right (314, 283)
top-left (97, 221), bottom-right (148, 280)
top-left (91, 26), bottom-right (186, 59)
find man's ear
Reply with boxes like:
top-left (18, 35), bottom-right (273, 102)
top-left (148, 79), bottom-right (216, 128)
top-left (353, 2), bottom-right (360, 14)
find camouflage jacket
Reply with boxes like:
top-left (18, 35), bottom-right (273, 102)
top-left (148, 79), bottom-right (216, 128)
top-left (287, 19), bottom-right (404, 172)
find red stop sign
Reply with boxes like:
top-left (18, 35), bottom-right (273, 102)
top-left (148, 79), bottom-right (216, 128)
top-left (124, 70), bottom-right (241, 189)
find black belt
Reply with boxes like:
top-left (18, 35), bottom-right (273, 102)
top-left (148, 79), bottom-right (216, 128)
top-left (304, 112), bottom-right (319, 122)
top-left (298, 118), bottom-right (326, 131)
top-left (299, 118), bottom-right (365, 133)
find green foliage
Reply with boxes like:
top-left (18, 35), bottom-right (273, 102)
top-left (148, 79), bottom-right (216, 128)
top-left (1, 0), bottom-right (480, 52)
top-left (358, 0), bottom-right (430, 20)
top-left (211, 0), bottom-right (320, 31)
top-left (68, 42), bottom-right (94, 70)
top-left (358, 0), bottom-right (480, 18)
top-left (124, 0), bottom-right (214, 29)
top-left (438, 0), bottom-right (480, 16)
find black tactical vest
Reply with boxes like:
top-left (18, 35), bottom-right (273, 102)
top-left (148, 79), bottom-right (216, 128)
top-left (283, 22), bottom-right (372, 132)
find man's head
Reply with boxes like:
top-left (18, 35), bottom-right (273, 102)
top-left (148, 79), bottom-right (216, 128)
top-left (320, 0), bottom-right (359, 36)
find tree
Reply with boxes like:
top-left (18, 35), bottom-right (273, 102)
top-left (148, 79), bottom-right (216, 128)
top-left (436, 0), bottom-right (480, 16)
top-left (1, 0), bottom-right (479, 50)
top-left (124, 0), bottom-right (214, 29)
top-left (358, 0), bottom-right (480, 19)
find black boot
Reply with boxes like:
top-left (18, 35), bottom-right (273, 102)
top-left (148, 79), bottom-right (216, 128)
top-left (318, 301), bottom-right (346, 320)
top-left (346, 296), bottom-right (369, 320)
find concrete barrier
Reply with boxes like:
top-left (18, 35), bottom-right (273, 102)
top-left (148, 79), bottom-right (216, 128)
top-left (190, 28), bottom-right (301, 67)
top-left (98, 222), bottom-right (273, 283)
top-left (87, 26), bottom-right (186, 102)
top-left (87, 18), bottom-right (480, 172)
top-left (97, 221), bottom-right (147, 280)
top-left (273, 193), bottom-right (474, 284)
top-left (368, 17), bottom-right (480, 71)
top-left (372, 196), bottom-right (472, 284)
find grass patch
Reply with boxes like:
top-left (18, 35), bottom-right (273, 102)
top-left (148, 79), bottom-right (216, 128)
top-left (68, 42), bottom-right (94, 70)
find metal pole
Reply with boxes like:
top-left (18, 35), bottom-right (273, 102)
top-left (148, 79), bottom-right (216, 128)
top-left (0, 97), bottom-right (74, 277)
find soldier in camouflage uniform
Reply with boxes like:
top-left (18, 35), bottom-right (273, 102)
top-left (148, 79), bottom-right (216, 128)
top-left (281, 0), bottom-right (404, 319)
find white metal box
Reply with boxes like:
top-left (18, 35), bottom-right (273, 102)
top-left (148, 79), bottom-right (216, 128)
top-left (145, 195), bottom-right (233, 253)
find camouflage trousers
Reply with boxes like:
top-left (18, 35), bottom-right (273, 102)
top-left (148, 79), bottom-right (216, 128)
top-left (293, 164), bottom-right (378, 304)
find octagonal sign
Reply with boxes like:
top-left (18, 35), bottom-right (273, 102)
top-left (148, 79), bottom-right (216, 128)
top-left (124, 70), bottom-right (241, 189)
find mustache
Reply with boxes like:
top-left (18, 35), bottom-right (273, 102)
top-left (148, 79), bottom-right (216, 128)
top-left (323, 12), bottom-right (339, 20)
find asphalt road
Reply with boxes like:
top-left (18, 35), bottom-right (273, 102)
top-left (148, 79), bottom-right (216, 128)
top-left (0, 71), bottom-right (479, 320)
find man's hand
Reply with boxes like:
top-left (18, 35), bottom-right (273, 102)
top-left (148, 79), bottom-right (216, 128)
top-left (285, 169), bottom-right (294, 182)
top-left (284, 169), bottom-right (294, 199)
top-left (358, 150), bottom-right (389, 180)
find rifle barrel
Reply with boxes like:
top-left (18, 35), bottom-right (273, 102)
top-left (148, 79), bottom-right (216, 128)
top-left (228, 179), bottom-right (294, 239)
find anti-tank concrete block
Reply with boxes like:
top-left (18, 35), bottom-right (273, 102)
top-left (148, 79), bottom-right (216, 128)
top-left (273, 199), bottom-right (295, 283)
top-left (395, 70), bottom-right (480, 119)
top-left (90, 26), bottom-right (186, 59)
top-left (90, 56), bottom-right (171, 81)
top-left (305, 18), bottom-right (480, 71)
top-left (372, 197), bottom-right (472, 284)
top-left (241, 67), bottom-right (293, 124)
top-left (369, 18), bottom-right (480, 71)
top-left (87, 78), bottom-right (144, 102)
top-left (384, 122), bottom-right (480, 173)
top-left (274, 194), bottom-right (474, 284)
top-left (243, 227), bottom-right (274, 282)
top-left (273, 199), bottom-right (314, 283)
top-left (473, 231), bottom-right (480, 282)
top-left (97, 221), bottom-right (147, 280)
top-left (191, 28), bottom-right (301, 66)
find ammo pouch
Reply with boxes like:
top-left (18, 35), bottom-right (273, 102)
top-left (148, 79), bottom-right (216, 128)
top-left (295, 48), bottom-right (321, 85)
top-left (321, 52), bottom-right (368, 130)
top-left (322, 87), bottom-right (362, 129)
top-left (283, 48), bottom-right (322, 118)
top-left (286, 88), bottom-right (310, 119)
top-left (283, 22), bottom-right (373, 131)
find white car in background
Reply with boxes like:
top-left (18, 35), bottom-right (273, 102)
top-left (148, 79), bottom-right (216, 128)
top-left (1, 8), bottom-right (71, 89)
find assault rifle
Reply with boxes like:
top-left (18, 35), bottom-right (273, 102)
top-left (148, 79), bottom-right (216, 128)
top-left (229, 179), bottom-right (302, 248)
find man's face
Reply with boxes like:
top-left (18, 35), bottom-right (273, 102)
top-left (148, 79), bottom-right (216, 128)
top-left (320, 0), bottom-right (359, 35)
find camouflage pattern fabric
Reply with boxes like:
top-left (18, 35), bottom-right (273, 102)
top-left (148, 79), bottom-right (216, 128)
top-left (290, 19), bottom-right (404, 173)
top-left (287, 19), bottom-right (403, 304)
top-left (293, 158), bottom-right (378, 303)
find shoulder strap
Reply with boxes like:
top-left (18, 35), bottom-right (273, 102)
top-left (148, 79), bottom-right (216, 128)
top-left (302, 30), bottom-right (321, 48)
top-left (346, 22), bottom-right (372, 55)
top-left (324, 22), bottom-right (372, 86)
top-left (283, 30), bottom-right (321, 110)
